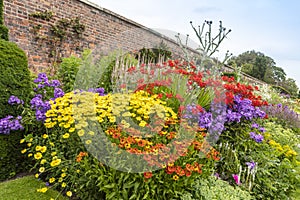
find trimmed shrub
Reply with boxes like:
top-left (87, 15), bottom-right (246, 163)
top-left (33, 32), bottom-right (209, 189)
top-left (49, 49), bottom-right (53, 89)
top-left (0, 40), bottom-right (32, 181)
top-left (0, 40), bottom-right (32, 118)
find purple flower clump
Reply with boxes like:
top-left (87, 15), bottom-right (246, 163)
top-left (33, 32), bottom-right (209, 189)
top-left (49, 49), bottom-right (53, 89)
top-left (261, 103), bottom-right (300, 128)
top-left (249, 131), bottom-right (264, 143)
top-left (0, 115), bottom-right (24, 135)
top-left (87, 88), bottom-right (105, 96)
top-left (226, 95), bottom-right (266, 123)
top-left (8, 95), bottom-right (24, 105)
top-left (30, 94), bottom-right (51, 121)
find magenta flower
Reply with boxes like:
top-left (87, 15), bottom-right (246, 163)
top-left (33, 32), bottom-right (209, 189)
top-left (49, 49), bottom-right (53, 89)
top-left (232, 174), bottom-right (241, 185)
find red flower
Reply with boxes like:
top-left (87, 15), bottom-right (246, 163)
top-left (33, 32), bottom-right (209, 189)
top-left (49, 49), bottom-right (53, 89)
top-left (144, 172), bottom-right (153, 179)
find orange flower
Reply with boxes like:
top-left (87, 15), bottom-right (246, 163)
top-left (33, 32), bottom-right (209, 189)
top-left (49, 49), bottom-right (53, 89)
top-left (185, 169), bottom-right (192, 177)
top-left (143, 172), bottom-right (153, 179)
top-left (185, 163), bottom-right (194, 172)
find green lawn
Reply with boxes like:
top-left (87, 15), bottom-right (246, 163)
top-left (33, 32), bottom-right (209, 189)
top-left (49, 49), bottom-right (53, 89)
top-left (0, 176), bottom-right (68, 200)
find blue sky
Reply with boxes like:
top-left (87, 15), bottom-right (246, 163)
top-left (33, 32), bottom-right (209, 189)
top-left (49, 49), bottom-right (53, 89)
top-left (89, 0), bottom-right (300, 87)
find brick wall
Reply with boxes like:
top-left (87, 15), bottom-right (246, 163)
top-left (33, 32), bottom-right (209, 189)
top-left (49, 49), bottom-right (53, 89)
top-left (3, 0), bottom-right (198, 72)
top-left (2, 0), bottom-right (268, 87)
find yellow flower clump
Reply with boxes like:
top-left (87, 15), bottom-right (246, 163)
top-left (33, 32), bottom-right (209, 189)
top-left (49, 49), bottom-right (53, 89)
top-left (44, 90), bottom-right (178, 131)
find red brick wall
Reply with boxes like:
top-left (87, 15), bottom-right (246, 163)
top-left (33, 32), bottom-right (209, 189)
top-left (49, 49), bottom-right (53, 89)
top-left (3, 0), bottom-right (196, 73)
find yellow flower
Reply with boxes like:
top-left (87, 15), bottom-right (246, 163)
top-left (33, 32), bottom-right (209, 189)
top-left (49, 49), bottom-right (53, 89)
top-left (69, 127), bottom-right (75, 133)
top-left (58, 177), bottom-right (63, 182)
top-left (21, 149), bottom-right (27, 154)
top-left (29, 138), bottom-right (33, 142)
top-left (139, 120), bottom-right (147, 127)
top-left (40, 146), bottom-right (47, 153)
top-left (51, 152), bottom-right (57, 156)
top-left (35, 173), bottom-right (39, 178)
top-left (42, 134), bottom-right (48, 139)
top-left (50, 158), bottom-right (61, 167)
top-left (66, 191), bottom-right (72, 197)
top-left (49, 142), bottom-right (55, 147)
top-left (41, 159), bottom-right (47, 164)
top-left (76, 169), bottom-right (80, 173)
top-left (62, 133), bottom-right (70, 139)
top-left (39, 167), bottom-right (45, 173)
top-left (34, 152), bottom-right (42, 160)
top-left (61, 182), bottom-right (66, 187)
top-left (35, 146), bottom-right (42, 151)
top-left (78, 129), bottom-right (85, 136)
top-left (37, 187), bottom-right (48, 193)
top-left (88, 131), bottom-right (95, 136)
top-left (61, 173), bottom-right (67, 178)
top-left (49, 177), bottom-right (55, 183)
top-left (27, 143), bottom-right (32, 147)
top-left (85, 140), bottom-right (92, 145)
top-left (173, 175), bottom-right (179, 181)
top-left (28, 153), bottom-right (33, 157)
top-left (20, 139), bottom-right (25, 144)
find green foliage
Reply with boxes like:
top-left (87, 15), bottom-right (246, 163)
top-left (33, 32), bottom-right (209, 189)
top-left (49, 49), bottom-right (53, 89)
top-left (184, 176), bottom-right (252, 200)
top-left (216, 119), bottom-right (300, 200)
top-left (0, 0), bottom-right (8, 41)
top-left (0, 40), bottom-right (32, 118)
top-left (0, 25), bottom-right (8, 40)
top-left (99, 51), bottom-right (138, 93)
top-left (0, 40), bottom-right (32, 181)
top-left (137, 41), bottom-right (172, 63)
top-left (0, 132), bottom-right (30, 181)
top-left (58, 49), bottom-right (91, 92)
top-left (0, 0), bottom-right (3, 24)
top-left (29, 10), bottom-right (53, 21)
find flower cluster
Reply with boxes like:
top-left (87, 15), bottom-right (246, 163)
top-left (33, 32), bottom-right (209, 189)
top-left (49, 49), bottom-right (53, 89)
top-left (0, 115), bottom-right (23, 135)
top-left (8, 95), bottom-right (24, 105)
top-left (261, 103), bottom-right (300, 128)
top-left (226, 95), bottom-right (266, 123)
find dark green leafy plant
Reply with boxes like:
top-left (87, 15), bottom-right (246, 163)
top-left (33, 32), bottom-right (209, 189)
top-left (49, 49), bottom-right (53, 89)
top-left (0, 39), bottom-right (32, 181)
top-left (0, 0), bottom-right (8, 40)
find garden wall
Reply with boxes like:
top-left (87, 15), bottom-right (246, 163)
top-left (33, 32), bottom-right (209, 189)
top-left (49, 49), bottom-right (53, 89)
top-left (3, 0), bottom-right (198, 72)
top-left (3, 0), bottom-right (267, 87)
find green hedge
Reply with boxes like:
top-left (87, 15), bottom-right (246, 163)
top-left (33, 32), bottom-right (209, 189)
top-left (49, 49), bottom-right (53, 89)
top-left (0, 40), bottom-right (32, 118)
top-left (0, 132), bottom-right (30, 181)
top-left (0, 39), bottom-right (32, 181)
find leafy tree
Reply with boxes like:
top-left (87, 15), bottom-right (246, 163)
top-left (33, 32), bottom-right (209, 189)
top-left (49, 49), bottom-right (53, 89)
top-left (280, 78), bottom-right (299, 98)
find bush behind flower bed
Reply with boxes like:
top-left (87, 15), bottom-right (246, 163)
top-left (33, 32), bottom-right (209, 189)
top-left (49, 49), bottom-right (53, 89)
top-left (0, 39), bottom-right (33, 181)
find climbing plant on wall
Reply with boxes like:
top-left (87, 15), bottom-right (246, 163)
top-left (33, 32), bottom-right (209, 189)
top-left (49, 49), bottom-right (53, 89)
top-left (29, 10), bottom-right (85, 72)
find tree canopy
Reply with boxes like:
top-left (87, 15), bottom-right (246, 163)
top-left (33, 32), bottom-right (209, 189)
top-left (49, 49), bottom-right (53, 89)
top-left (228, 50), bottom-right (299, 98)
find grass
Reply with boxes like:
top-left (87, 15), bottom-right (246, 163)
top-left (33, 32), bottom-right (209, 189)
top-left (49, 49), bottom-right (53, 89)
top-left (0, 176), bottom-right (68, 200)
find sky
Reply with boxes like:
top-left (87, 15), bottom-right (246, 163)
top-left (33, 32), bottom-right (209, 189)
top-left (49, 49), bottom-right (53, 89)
top-left (89, 0), bottom-right (300, 87)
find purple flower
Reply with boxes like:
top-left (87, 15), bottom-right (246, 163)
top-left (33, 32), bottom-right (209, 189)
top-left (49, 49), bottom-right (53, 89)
top-left (250, 132), bottom-right (264, 143)
top-left (0, 115), bottom-right (24, 135)
top-left (251, 123), bottom-right (259, 129)
top-left (51, 80), bottom-right (61, 87)
top-left (254, 134), bottom-right (264, 143)
top-left (198, 112), bottom-right (212, 128)
top-left (8, 95), bottom-right (24, 105)
top-left (54, 88), bottom-right (64, 98)
top-left (259, 127), bottom-right (266, 133)
top-left (232, 174), bottom-right (241, 185)
top-left (246, 161), bottom-right (256, 171)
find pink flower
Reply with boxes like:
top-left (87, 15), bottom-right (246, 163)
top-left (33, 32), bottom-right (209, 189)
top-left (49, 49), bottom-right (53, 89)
top-left (232, 174), bottom-right (241, 185)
